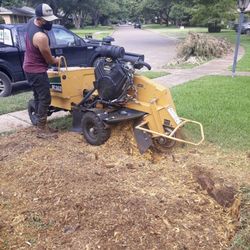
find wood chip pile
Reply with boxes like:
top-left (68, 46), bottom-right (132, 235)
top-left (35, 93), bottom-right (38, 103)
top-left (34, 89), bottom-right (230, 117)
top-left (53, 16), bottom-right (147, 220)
top-left (0, 125), bottom-right (249, 249)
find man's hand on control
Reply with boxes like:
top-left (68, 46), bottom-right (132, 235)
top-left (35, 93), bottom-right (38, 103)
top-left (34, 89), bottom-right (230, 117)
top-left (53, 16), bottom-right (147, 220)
top-left (53, 56), bottom-right (60, 65)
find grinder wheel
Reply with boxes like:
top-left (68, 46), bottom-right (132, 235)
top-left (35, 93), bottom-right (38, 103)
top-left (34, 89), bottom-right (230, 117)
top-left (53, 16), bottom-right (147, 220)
top-left (28, 100), bottom-right (54, 126)
top-left (81, 111), bottom-right (111, 146)
top-left (28, 99), bottom-right (38, 126)
top-left (152, 128), bottom-right (176, 152)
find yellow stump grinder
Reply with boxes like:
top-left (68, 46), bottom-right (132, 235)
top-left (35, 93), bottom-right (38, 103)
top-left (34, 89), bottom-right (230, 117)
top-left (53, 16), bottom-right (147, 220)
top-left (28, 46), bottom-right (204, 153)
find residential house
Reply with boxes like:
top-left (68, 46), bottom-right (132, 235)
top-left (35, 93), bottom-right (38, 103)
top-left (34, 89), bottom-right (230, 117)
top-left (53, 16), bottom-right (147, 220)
top-left (0, 6), bottom-right (34, 24)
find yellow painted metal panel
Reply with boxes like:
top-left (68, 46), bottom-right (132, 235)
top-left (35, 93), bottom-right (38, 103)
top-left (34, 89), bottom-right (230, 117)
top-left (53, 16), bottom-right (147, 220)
top-left (48, 67), bottom-right (95, 109)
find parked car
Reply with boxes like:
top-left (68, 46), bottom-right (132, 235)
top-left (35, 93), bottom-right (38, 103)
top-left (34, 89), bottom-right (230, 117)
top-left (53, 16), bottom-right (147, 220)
top-left (0, 24), bottom-right (144, 97)
top-left (134, 22), bottom-right (142, 29)
top-left (234, 22), bottom-right (250, 34)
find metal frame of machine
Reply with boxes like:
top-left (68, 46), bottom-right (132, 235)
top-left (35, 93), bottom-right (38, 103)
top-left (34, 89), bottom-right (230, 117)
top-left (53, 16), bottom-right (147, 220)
top-left (28, 55), bottom-right (204, 153)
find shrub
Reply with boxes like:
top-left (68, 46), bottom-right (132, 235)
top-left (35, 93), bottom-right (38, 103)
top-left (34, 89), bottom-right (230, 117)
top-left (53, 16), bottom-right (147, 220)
top-left (208, 22), bottom-right (221, 33)
top-left (177, 32), bottom-right (231, 61)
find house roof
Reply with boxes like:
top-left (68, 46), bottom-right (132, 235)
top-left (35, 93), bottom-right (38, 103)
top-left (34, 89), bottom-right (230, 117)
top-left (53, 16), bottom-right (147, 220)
top-left (21, 6), bottom-right (35, 14)
top-left (0, 6), bottom-right (35, 17)
top-left (0, 7), bottom-right (12, 14)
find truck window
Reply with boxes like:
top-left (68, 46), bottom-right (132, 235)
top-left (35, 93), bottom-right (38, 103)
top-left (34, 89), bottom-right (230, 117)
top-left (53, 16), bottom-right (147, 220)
top-left (16, 26), bottom-right (27, 51)
top-left (53, 28), bottom-right (75, 46)
top-left (0, 29), bottom-right (3, 43)
top-left (0, 29), bottom-right (13, 46)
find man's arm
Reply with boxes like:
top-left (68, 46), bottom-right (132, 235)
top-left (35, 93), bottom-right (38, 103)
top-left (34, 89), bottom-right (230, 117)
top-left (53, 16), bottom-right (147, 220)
top-left (33, 32), bottom-right (59, 65)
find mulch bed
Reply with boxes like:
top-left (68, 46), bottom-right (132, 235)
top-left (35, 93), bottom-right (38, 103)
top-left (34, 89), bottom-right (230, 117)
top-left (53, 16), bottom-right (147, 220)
top-left (0, 125), bottom-right (249, 249)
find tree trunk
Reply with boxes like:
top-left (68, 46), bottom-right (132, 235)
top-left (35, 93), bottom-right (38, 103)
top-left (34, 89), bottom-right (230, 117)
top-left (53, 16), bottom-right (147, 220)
top-left (93, 13), bottom-right (100, 27)
top-left (72, 10), bottom-right (82, 29)
top-left (160, 13), bottom-right (169, 26)
top-left (81, 12), bottom-right (87, 28)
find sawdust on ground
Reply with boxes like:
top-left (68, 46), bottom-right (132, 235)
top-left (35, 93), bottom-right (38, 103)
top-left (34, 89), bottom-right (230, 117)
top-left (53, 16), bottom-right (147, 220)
top-left (0, 124), bottom-right (249, 249)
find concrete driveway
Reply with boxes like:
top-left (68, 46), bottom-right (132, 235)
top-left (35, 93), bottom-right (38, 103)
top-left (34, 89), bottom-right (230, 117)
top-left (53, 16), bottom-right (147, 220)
top-left (113, 26), bottom-right (178, 70)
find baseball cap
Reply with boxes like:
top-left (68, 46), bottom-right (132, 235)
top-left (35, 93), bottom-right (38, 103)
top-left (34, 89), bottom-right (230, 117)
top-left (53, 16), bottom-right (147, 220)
top-left (35, 3), bottom-right (58, 22)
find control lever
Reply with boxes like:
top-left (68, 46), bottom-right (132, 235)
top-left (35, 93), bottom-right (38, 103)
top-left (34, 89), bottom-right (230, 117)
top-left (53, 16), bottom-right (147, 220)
top-left (134, 61), bottom-right (151, 70)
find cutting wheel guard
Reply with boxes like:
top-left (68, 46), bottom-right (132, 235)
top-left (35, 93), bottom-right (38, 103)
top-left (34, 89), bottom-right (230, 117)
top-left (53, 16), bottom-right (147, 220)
top-left (135, 118), bottom-right (204, 146)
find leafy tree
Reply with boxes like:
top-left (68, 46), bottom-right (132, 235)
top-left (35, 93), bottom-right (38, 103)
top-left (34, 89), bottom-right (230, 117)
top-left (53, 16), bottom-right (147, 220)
top-left (22, 0), bottom-right (238, 29)
top-left (141, 0), bottom-right (161, 23)
top-left (158, 0), bottom-right (175, 25)
top-left (141, 0), bottom-right (177, 25)
top-left (88, 0), bottom-right (110, 26)
top-left (26, 0), bottom-right (59, 13)
top-left (1, 0), bottom-right (24, 7)
top-left (169, 1), bottom-right (193, 26)
top-left (60, 0), bottom-right (90, 28)
top-left (191, 0), bottom-right (236, 27)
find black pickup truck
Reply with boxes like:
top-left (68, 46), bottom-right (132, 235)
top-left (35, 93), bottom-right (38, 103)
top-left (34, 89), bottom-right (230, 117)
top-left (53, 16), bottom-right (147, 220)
top-left (0, 24), bottom-right (144, 97)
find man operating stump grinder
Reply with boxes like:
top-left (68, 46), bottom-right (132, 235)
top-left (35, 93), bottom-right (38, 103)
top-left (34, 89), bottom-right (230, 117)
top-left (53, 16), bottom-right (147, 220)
top-left (23, 3), bottom-right (60, 139)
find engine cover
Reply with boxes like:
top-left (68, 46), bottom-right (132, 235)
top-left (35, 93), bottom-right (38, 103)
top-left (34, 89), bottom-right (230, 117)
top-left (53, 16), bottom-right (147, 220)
top-left (94, 59), bottom-right (129, 101)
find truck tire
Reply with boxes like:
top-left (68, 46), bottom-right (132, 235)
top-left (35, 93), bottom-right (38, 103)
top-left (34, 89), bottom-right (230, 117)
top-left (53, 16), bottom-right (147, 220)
top-left (0, 71), bottom-right (12, 97)
top-left (81, 111), bottom-right (111, 145)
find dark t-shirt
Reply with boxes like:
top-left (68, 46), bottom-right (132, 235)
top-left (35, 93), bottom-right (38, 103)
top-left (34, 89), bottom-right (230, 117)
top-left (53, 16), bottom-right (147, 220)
top-left (23, 18), bottom-right (49, 73)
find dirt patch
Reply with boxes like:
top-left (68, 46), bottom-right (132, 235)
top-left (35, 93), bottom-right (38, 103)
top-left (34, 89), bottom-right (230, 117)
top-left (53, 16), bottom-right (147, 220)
top-left (194, 169), bottom-right (237, 208)
top-left (0, 126), bottom-right (249, 249)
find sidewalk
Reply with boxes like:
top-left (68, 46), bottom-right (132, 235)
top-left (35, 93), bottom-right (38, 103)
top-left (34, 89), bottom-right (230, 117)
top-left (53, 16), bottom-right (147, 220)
top-left (0, 110), bottom-right (67, 134)
top-left (0, 110), bottom-right (31, 133)
top-left (0, 47), bottom-right (248, 134)
top-left (155, 46), bottom-right (246, 87)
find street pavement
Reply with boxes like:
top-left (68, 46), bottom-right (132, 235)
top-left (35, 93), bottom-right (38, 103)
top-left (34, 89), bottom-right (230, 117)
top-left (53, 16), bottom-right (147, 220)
top-left (0, 27), bottom-right (248, 134)
top-left (113, 26), bottom-right (178, 70)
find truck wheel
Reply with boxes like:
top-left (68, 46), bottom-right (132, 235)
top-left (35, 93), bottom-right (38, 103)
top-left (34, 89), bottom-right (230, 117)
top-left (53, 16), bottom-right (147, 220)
top-left (81, 111), bottom-right (111, 146)
top-left (28, 99), bottom-right (38, 125)
top-left (246, 30), bottom-right (250, 35)
top-left (0, 72), bottom-right (12, 97)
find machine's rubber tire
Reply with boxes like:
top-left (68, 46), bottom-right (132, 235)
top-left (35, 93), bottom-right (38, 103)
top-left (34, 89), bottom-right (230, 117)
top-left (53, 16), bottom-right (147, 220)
top-left (152, 128), bottom-right (176, 153)
top-left (246, 29), bottom-right (250, 35)
top-left (0, 71), bottom-right (12, 97)
top-left (81, 111), bottom-right (111, 145)
top-left (28, 99), bottom-right (38, 125)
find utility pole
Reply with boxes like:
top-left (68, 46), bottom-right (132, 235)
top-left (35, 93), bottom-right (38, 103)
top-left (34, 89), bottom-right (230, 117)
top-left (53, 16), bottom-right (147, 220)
top-left (232, 0), bottom-right (250, 77)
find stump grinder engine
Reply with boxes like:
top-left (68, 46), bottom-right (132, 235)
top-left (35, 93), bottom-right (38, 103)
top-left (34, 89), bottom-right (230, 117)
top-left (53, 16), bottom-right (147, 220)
top-left (28, 46), bottom-right (204, 153)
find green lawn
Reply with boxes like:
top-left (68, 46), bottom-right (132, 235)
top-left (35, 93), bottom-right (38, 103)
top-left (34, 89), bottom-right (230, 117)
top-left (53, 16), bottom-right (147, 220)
top-left (212, 30), bottom-right (250, 72)
top-left (71, 26), bottom-right (114, 39)
top-left (140, 71), bottom-right (168, 79)
top-left (172, 75), bottom-right (250, 151)
top-left (0, 92), bottom-right (32, 115)
top-left (145, 24), bottom-right (207, 39)
top-left (166, 62), bottom-right (201, 69)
